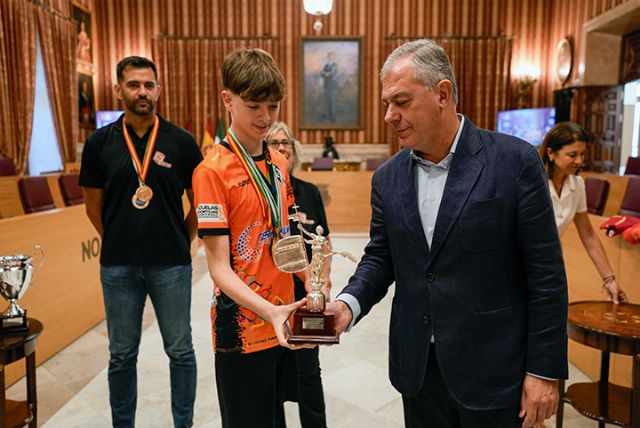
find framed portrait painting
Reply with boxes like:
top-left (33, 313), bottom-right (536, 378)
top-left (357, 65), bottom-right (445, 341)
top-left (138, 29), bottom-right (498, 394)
top-left (72, 3), bottom-right (94, 75)
top-left (78, 73), bottom-right (95, 127)
top-left (299, 37), bottom-right (362, 130)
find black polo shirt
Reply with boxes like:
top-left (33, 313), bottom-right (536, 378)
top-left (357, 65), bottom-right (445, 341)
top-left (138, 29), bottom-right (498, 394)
top-left (79, 114), bottom-right (203, 266)
top-left (289, 174), bottom-right (330, 300)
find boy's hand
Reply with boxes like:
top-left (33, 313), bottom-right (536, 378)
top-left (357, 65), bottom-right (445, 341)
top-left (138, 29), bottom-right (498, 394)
top-left (268, 299), bottom-right (317, 350)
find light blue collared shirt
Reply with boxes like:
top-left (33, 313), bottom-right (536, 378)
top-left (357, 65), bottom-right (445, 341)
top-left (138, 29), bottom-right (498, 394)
top-left (337, 115), bottom-right (465, 330)
top-left (413, 115), bottom-right (464, 248)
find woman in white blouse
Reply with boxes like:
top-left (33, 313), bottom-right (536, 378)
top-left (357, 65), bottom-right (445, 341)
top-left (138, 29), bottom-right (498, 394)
top-left (539, 122), bottom-right (626, 304)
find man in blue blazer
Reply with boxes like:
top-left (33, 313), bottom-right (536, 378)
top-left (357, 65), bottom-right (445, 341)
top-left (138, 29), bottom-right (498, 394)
top-left (328, 39), bottom-right (568, 427)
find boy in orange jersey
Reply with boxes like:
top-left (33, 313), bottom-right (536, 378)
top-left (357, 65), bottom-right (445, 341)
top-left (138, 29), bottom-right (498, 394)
top-left (192, 48), bottom-right (311, 428)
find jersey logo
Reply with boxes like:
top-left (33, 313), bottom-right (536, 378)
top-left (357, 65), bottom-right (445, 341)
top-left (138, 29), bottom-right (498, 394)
top-left (236, 178), bottom-right (251, 188)
top-left (237, 222), bottom-right (273, 263)
top-left (197, 204), bottom-right (226, 223)
top-left (153, 151), bottom-right (172, 168)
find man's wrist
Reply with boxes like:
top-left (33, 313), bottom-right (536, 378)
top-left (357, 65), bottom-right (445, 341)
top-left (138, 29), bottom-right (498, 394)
top-left (336, 299), bottom-right (352, 316)
top-left (335, 293), bottom-right (360, 331)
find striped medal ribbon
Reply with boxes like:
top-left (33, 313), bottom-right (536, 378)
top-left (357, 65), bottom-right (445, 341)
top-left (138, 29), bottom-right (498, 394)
top-left (122, 115), bottom-right (160, 210)
top-left (226, 129), bottom-right (283, 234)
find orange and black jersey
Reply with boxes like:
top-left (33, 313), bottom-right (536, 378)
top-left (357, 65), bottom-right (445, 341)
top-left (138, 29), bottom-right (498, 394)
top-left (192, 141), bottom-right (295, 354)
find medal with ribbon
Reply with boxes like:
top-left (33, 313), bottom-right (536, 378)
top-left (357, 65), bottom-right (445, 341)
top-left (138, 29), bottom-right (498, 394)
top-left (226, 128), bottom-right (308, 272)
top-left (226, 128), bottom-right (284, 233)
top-left (122, 115), bottom-right (159, 210)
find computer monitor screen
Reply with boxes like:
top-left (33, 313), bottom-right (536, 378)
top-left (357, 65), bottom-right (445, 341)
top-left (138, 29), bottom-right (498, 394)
top-left (95, 110), bottom-right (123, 129)
top-left (496, 107), bottom-right (556, 148)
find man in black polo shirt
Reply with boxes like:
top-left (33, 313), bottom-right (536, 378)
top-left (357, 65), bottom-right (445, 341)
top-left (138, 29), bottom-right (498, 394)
top-left (79, 56), bottom-right (202, 428)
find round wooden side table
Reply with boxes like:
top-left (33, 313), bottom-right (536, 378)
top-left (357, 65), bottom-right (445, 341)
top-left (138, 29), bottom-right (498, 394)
top-left (0, 318), bottom-right (43, 428)
top-left (557, 301), bottom-right (640, 428)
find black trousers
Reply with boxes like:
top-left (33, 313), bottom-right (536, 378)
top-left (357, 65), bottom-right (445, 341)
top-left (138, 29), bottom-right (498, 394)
top-left (283, 346), bottom-right (327, 428)
top-left (402, 347), bottom-right (523, 428)
top-left (215, 346), bottom-right (287, 428)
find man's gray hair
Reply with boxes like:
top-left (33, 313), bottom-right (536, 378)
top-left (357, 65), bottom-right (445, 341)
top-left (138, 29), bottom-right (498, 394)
top-left (380, 39), bottom-right (458, 105)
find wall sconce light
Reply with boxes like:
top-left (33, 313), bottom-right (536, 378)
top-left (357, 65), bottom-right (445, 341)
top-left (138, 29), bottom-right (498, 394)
top-left (303, 0), bottom-right (334, 33)
top-left (513, 63), bottom-right (541, 109)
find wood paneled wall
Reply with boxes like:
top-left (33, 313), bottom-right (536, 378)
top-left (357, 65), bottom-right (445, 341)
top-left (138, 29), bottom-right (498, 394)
top-left (548, 0), bottom-right (631, 91)
top-left (88, 0), bottom-right (631, 145)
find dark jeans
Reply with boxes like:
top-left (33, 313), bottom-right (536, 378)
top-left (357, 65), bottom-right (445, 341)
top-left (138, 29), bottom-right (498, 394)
top-left (284, 346), bottom-right (327, 428)
top-left (402, 347), bottom-right (522, 428)
top-left (100, 264), bottom-right (197, 428)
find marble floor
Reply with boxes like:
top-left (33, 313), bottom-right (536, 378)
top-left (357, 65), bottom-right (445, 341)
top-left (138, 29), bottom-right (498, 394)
top-left (8, 234), bottom-right (599, 427)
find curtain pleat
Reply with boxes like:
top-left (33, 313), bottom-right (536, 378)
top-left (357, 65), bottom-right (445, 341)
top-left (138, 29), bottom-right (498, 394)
top-left (151, 37), bottom-right (275, 146)
top-left (95, 0), bottom-right (631, 148)
top-left (37, 7), bottom-right (78, 163)
top-left (0, 0), bottom-right (629, 165)
top-left (0, 0), bottom-right (36, 173)
top-left (0, 4), bottom-right (12, 160)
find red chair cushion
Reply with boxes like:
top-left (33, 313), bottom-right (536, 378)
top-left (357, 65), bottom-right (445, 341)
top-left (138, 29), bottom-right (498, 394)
top-left (58, 174), bottom-right (84, 206)
top-left (18, 177), bottom-right (55, 213)
top-left (584, 177), bottom-right (609, 216)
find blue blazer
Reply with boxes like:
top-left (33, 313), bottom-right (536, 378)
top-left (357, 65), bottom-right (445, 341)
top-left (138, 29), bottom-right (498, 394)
top-left (342, 119), bottom-right (568, 410)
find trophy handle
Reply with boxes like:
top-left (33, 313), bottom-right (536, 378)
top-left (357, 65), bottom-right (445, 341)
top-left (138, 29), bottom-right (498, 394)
top-left (30, 244), bottom-right (45, 283)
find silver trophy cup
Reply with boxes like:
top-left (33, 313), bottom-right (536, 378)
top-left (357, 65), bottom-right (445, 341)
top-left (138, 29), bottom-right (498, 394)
top-left (0, 245), bottom-right (43, 332)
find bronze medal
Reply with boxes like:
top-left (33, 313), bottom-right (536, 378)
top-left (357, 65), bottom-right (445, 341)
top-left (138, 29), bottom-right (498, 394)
top-left (131, 185), bottom-right (153, 209)
top-left (122, 116), bottom-right (159, 212)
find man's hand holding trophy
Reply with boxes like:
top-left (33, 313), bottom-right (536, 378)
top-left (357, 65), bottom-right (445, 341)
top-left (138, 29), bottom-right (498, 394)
top-left (0, 245), bottom-right (43, 333)
top-left (272, 210), bottom-right (355, 344)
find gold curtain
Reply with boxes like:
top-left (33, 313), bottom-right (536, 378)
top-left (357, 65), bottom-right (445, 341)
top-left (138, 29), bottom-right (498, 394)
top-left (0, 0), bottom-right (36, 172)
top-left (385, 36), bottom-right (512, 153)
top-left (151, 37), bottom-right (277, 146)
top-left (36, 7), bottom-right (78, 163)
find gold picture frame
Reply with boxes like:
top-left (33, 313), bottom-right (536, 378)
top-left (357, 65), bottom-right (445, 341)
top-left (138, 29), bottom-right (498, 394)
top-left (299, 37), bottom-right (363, 130)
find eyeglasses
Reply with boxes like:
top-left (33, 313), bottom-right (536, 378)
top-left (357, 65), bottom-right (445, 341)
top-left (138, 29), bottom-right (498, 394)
top-left (267, 140), bottom-right (292, 148)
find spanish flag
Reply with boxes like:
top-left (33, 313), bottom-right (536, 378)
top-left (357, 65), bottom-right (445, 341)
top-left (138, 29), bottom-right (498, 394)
top-left (201, 119), bottom-right (214, 155)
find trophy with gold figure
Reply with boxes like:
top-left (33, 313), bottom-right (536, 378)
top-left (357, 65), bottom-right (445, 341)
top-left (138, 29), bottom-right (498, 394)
top-left (272, 212), bottom-right (356, 344)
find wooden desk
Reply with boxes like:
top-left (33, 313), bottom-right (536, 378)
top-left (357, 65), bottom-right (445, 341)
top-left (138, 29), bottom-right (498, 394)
top-left (0, 175), bottom-right (66, 220)
top-left (296, 171), bottom-right (373, 233)
top-left (0, 177), bottom-right (23, 219)
top-left (333, 161), bottom-right (361, 172)
top-left (0, 197), bottom-right (198, 386)
top-left (0, 318), bottom-right (43, 428)
top-left (558, 302), bottom-right (640, 427)
top-left (0, 207), bottom-right (104, 386)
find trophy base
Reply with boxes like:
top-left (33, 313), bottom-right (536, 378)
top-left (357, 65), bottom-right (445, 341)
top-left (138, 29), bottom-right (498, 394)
top-left (0, 313), bottom-right (28, 334)
top-left (288, 309), bottom-right (339, 345)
